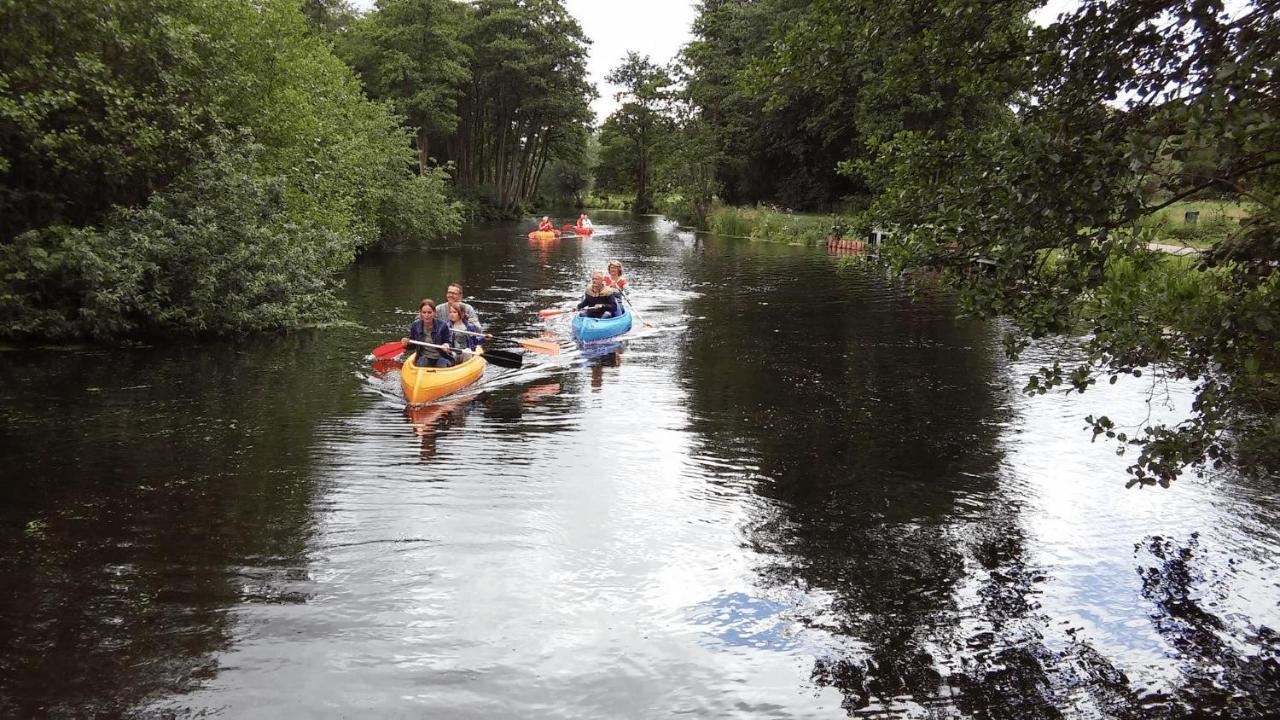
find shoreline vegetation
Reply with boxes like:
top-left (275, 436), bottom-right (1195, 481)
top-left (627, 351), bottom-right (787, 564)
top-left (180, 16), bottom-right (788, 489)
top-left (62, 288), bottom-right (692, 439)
top-left (595, 199), bottom-right (1253, 252)
top-left (2, 0), bottom-right (1274, 482)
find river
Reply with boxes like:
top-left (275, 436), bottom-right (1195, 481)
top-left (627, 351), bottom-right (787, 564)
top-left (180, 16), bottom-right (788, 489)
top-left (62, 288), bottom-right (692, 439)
top-left (1, 213), bottom-right (1277, 718)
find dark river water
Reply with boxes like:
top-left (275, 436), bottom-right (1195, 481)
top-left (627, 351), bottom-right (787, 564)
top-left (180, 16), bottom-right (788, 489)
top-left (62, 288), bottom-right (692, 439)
top-left (2, 213), bottom-right (1278, 718)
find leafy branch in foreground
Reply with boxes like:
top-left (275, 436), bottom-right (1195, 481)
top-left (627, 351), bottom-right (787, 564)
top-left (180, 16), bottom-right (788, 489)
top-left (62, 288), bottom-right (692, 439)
top-left (862, 0), bottom-right (1278, 484)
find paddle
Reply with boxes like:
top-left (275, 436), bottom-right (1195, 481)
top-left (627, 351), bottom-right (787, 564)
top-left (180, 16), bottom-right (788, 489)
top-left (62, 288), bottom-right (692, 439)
top-left (372, 341), bottom-right (407, 360)
top-left (450, 328), bottom-right (560, 355)
top-left (538, 304), bottom-right (578, 318)
top-left (406, 340), bottom-right (523, 369)
top-left (619, 293), bottom-right (654, 329)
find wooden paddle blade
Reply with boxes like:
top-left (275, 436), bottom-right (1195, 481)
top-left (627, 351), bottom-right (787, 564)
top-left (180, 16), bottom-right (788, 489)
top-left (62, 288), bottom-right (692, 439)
top-left (372, 341), bottom-right (405, 359)
top-left (482, 349), bottom-right (523, 369)
top-left (517, 337), bottom-right (560, 355)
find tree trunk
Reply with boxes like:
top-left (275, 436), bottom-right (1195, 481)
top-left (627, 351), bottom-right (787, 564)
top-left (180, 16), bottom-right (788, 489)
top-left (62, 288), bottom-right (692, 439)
top-left (416, 127), bottom-right (430, 175)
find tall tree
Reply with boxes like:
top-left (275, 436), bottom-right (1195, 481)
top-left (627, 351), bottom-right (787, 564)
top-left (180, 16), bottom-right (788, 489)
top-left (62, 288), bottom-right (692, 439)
top-left (603, 52), bottom-right (673, 212)
top-left (337, 0), bottom-right (471, 173)
top-left (447, 0), bottom-right (594, 211)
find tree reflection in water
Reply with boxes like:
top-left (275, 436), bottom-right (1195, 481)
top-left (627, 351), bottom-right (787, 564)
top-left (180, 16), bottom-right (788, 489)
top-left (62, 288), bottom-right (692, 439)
top-left (678, 253), bottom-right (1279, 717)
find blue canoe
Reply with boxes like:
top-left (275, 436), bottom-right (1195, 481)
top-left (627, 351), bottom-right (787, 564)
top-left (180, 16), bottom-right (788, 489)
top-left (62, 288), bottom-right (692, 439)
top-left (571, 302), bottom-right (632, 342)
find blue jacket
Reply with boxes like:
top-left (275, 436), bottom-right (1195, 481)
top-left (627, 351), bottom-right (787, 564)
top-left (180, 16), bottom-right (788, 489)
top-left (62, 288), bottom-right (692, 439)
top-left (407, 316), bottom-right (453, 365)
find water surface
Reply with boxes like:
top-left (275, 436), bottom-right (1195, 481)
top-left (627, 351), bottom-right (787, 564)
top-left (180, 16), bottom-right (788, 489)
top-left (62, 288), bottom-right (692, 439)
top-left (2, 213), bottom-right (1277, 718)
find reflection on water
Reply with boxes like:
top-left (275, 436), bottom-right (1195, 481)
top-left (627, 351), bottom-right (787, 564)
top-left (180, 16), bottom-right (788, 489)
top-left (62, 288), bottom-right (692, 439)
top-left (1, 212), bottom-right (1277, 718)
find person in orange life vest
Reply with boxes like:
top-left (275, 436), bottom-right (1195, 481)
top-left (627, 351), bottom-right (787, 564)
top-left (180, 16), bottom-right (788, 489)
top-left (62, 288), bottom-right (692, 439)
top-left (602, 259), bottom-right (627, 293)
top-left (576, 213), bottom-right (593, 231)
top-left (537, 216), bottom-right (554, 232)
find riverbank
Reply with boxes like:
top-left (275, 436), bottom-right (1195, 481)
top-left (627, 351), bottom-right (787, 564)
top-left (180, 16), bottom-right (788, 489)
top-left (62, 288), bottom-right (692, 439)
top-left (700, 199), bottom-right (1251, 248)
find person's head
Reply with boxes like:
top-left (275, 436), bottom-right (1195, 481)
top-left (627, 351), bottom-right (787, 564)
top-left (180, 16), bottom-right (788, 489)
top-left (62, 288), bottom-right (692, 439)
top-left (606, 260), bottom-right (623, 278)
top-left (578, 213), bottom-right (586, 219)
top-left (589, 272), bottom-right (605, 294)
top-left (447, 302), bottom-right (464, 323)
top-left (418, 298), bottom-right (437, 321)
top-left (446, 283), bottom-right (464, 304)
top-left (541, 216), bottom-right (549, 222)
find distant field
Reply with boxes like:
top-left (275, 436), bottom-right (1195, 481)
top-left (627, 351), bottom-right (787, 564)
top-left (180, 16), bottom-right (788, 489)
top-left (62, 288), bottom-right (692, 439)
top-left (1141, 199), bottom-right (1253, 248)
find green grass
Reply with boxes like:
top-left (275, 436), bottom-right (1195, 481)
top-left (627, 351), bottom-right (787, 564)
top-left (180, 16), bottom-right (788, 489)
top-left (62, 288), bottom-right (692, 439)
top-left (708, 205), bottom-right (855, 244)
top-left (584, 193), bottom-right (632, 211)
top-left (1139, 199), bottom-right (1252, 249)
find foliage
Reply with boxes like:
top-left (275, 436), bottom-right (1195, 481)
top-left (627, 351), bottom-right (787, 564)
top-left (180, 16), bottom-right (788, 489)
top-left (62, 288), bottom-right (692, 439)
top-left (680, 0), bottom-right (861, 209)
top-left (709, 206), bottom-right (845, 245)
top-left (0, 0), bottom-right (459, 340)
top-left (856, 1), bottom-right (1279, 483)
top-left (600, 52), bottom-right (674, 213)
top-left (0, 141), bottom-right (346, 339)
top-left (336, 0), bottom-right (471, 171)
top-left (583, 193), bottom-right (632, 211)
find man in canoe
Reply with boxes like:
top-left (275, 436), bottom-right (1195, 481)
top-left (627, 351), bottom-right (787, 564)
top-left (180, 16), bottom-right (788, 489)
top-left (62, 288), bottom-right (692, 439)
top-left (576, 272), bottom-right (619, 318)
top-left (537, 216), bottom-right (555, 232)
top-left (402, 298), bottom-right (455, 367)
top-left (576, 213), bottom-right (593, 232)
top-left (445, 282), bottom-right (482, 329)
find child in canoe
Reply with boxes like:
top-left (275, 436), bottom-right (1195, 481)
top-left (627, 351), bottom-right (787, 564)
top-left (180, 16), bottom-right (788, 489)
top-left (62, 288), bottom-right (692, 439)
top-left (446, 302), bottom-right (484, 353)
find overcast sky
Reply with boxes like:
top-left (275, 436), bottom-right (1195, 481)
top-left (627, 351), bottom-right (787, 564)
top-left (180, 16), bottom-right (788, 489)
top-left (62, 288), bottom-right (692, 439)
top-left (345, 0), bottom-right (1082, 123)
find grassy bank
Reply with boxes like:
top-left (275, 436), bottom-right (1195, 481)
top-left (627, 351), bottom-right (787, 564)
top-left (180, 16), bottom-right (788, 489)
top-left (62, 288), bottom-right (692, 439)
top-left (706, 199), bottom-right (1252, 249)
top-left (584, 193), bottom-right (633, 211)
top-left (1137, 199), bottom-right (1253, 249)
top-left (708, 205), bottom-right (853, 244)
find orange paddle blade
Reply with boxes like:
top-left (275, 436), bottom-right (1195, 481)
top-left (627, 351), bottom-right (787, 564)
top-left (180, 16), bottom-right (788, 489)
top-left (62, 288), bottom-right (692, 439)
top-left (517, 337), bottom-right (560, 355)
top-left (538, 307), bottom-right (572, 318)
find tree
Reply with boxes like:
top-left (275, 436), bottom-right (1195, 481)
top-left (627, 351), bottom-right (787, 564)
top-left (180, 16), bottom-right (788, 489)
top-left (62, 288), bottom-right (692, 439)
top-left (859, 0), bottom-right (1278, 483)
top-left (603, 52), bottom-right (673, 213)
top-left (447, 0), bottom-right (595, 211)
top-left (336, 0), bottom-right (471, 173)
top-left (0, 0), bottom-right (459, 340)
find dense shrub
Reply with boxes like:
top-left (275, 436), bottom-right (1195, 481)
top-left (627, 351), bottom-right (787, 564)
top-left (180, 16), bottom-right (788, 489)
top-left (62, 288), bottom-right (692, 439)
top-left (0, 143), bottom-right (349, 339)
top-left (0, 0), bottom-right (460, 340)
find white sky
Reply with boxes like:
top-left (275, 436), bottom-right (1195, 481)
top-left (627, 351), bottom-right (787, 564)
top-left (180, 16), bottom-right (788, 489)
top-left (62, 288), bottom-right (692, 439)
top-left (344, 0), bottom-right (1093, 124)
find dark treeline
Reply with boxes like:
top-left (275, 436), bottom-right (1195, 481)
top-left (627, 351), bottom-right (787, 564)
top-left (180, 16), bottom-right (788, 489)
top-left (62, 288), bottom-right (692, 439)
top-left (590, 0), bottom-right (1278, 482)
top-left (334, 0), bottom-right (595, 215)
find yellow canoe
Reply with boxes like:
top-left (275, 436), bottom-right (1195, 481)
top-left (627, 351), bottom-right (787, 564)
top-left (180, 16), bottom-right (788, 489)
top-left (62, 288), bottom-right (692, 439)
top-left (400, 350), bottom-right (486, 405)
top-left (527, 230), bottom-right (559, 241)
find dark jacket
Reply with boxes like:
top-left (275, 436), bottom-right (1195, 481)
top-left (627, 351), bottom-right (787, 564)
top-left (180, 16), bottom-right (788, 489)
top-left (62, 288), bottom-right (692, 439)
top-left (576, 289), bottom-right (619, 317)
top-left (407, 316), bottom-right (454, 366)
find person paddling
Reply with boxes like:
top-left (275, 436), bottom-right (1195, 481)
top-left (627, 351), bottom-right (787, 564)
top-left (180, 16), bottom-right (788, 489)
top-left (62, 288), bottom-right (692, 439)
top-left (603, 259), bottom-right (627, 293)
top-left (576, 213), bottom-right (593, 232)
top-left (537, 216), bottom-right (554, 232)
top-left (576, 272), bottom-right (619, 318)
top-left (401, 299), bottom-right (455, 368)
